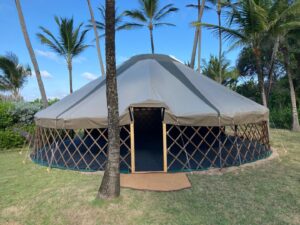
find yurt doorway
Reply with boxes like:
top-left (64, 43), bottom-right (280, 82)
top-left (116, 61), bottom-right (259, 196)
top-left (133, 107), bottom-right (164, 171)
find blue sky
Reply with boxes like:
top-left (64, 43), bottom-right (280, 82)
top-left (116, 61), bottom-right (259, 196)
top-left (0, 0), bottom-right (239, 101)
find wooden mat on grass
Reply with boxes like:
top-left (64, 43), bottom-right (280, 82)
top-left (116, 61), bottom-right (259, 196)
top-left (121, 173), bottom-right (191, 191)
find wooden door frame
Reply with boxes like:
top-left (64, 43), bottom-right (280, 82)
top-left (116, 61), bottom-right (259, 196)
top-left (129, 107), bottom-right (167, 173)
top-left (162, 122), bottom-right (167, 172)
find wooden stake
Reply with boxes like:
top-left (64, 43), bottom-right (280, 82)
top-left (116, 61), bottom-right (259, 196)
top-left (130, 122), bottom-right (135, 173)
top-left (163, 123), bottom-right (167, 172)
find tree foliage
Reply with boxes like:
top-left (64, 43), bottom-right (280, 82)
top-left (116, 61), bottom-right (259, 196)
top-left (0, 52), bottom-right (31, 98)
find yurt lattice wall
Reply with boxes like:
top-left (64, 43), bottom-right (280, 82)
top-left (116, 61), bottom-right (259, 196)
top-left (31, 120), bottom-right (270, 172)
top-left (31, 125), bottom-right (132, 172)
top-left (165, 121), bottom-right (270, 171)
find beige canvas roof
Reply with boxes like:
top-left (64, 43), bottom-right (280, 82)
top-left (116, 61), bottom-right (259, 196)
top-left (35, 54), bottom-right (269, 129)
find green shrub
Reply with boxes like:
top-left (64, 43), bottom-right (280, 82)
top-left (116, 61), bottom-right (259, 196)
top-left (9, 101), bottom-right (43, 125)
top-left (0, 101), bottom-right (15, 129)
top-left (0, 129), bottom-right (25, 150)
top-left (270, 107), bottom-right (300, 129)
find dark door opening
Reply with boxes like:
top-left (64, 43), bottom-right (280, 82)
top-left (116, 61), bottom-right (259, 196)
top-left (134, 107), bottom-right (163, 171)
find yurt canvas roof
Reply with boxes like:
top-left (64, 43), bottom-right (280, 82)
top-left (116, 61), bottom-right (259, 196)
top-left (35, 54), bottom-right (268, 129)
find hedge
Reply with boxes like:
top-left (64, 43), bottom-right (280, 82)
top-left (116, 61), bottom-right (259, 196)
top-left (0, 129), bottom-right (25, 150)
top-left (0, 101), bottom-right (14, 129)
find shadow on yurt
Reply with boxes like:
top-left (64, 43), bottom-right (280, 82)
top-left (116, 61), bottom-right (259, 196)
top-left (31, 54), bottom-right (271, 173)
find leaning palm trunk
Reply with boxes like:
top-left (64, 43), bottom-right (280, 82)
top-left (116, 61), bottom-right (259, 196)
top-left (12, 89), bottom-right (20, 100)
top-left (197, 24), bottom-right (202, 72)
top-left (253, 48), bottom-right (267, 107)
top-left (190, 0), bottom-right (201, 69)
top-left (15, 0), bottom-right (48, 108)
top-left (86, 0), bottom-right (106, 76)
top-left (67, 60), bottom-right (73, 94)
top-left (267, 36), bottom-right (280, 101)
top-left (98, 0), bottom-right (121, 199)
top-left (197, 0), bottom-right (206, 72)
top-left (283, 49), bottom-right (300, 131)
top-left (190, 28), bottom-right (199, 69)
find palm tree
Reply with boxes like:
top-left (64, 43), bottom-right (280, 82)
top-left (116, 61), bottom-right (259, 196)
top-left (97, 0), bottom-right (121, 199)
top-left (124, 0), bottom-right (178, 54)
top-left (202, 54), bottom-right (238, 86)
top-left (282, 46), bottom-right (300, 132)
top-left (0, 53), bottom-right (31, 99)
top-left (86, 0), bottom-right (105, 76)
top-left (37, 17), bottom-right (89, 94)
top-left (281, 28), bottom-right (300, 131)
top-left (15, 0), bottom-right (48, 107)
top-left (195, 0), bottom-right (269, 106)
top-left (194, 0), bottom-right (300, 107)
top-left (207, 0), bottom-right (232, 82)
top-left (255, 0), bottom-right (300, 99)
top-left (187, 0), bottom-right (207, 71)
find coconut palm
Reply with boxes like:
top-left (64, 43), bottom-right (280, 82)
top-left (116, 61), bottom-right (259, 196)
top-left (86, 0), bottom-right (105, 76)
top-left (264, 0), bottom-right (300, 98)
top-left (37, 17), bottom-right (89, 94)
top-left (186, 0), bottom-right (207, 71)
top-left (281, 28), bottom-right (300, 131)
top-left (195, 0), bottom-right (269, 106)
top-left (194, 0), bottom-right (300, 107)
top-left (15, 0), bottom-right (48, 107)
top-left (202, 54), bottom-right (238, 86)
top-left (207, 0), bottom-right (232, 82)
top-left (281, 46), bottom-right (300, 132)
top-left (124, 0), bottom-right (178, 54)
top-left (0, 53), bottom-right (31, 99)
top-left (98, 0), bottom-right (121, 199)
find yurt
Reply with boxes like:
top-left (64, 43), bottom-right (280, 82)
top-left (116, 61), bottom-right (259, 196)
top-left (32, 54), bottom-right (271, 173)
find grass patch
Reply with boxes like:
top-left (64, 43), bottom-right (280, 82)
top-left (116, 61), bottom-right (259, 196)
top-left (0, 129), bottom-right (299, 225)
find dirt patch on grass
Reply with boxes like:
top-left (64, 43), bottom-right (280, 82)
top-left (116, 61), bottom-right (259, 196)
top-left (0, 221), bottom-right (22, 225)
top-left (1, 205), bottom-right (26, 218)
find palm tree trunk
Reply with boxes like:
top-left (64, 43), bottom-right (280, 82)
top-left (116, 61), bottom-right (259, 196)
top-left (197, 24), bottom-right (202, 72)
top-left (15, 0), bottom-right (48, 108)
top-left (283, 48), bottom-right (300, 131)
top-left (217, 2), bottom-right (222, 83)
top-left (190, 28), bottom-right (199, 69)
top-left (13, 89), bottom-right (19, 100)
top-left (149, 27), bottom-right (155, 54)
top-left (197, 0), bottom-right (206, 72)
top-left (97, 0), bottom-right (121, 199)
top-left (86, 0), bottom-right (106, 76)
top-left (68, 60), bottom-right (73, 94)
top-left (267, 36), bottom-right (280, 101)
top-left (253, 48), bottom-right (267, 107)
top-left (190, 0), bottom-right (200, 69)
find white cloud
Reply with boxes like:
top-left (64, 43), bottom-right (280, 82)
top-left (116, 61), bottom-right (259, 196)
top-left (73, 56), bottom-right (87, 64)
top-left (32, 70), bottom-right (53, 79)
top-left (35, 49), bottom-right (59, 61)
top-left (36, 49), bottom-right (87, 64)
top-left (81, 72), bottom-right (98, 81)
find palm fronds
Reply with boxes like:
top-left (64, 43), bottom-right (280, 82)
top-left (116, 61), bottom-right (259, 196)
top-left (0, 52), bottom-right (31, 96)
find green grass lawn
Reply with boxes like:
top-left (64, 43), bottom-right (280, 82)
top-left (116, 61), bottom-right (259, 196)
top-left (0, 129), bottom-right (299, 225)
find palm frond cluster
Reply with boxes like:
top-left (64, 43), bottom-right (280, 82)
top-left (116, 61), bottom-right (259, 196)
top-left (0, 52), bottom-right (31, 99)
